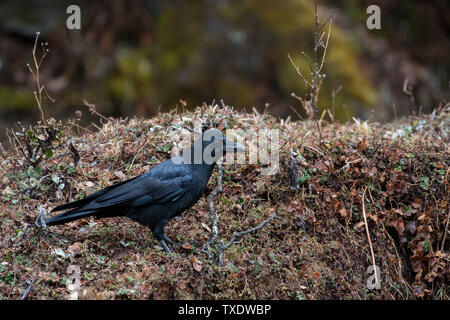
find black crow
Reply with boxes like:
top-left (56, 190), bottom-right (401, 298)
top-left (47, 128), bottom-right (245, 253)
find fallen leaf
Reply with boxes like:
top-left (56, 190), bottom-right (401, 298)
top-left (354, 221), bottom-right (365, 231)
top-left (412, 199), bottom-right (422, 209)
top-left (193, 260), bottom-right (202, 272)
top-left (392, 219), bottom-right (405, 236)
top-left (68, 242), bottom-right (82, 254)
top-left (201, 223), bottom-right (211, 233)
top-left (114, 171), bottom-right (126, 180)
top-left (85, 181), bottom-right (95, 188)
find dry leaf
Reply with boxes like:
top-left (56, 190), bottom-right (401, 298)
top-left (192, 259), bottom-right (202, 272)
top-left (201, 223), bottom-right (211, 233)
top-left (68, 242), bottom-right (82, 254)
top-left (114, 171), bottom-right (126, 180)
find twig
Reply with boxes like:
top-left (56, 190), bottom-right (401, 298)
top-left (27, 32), bottom-right (49, 127)
top-left (289, 0), bottom-right (333, 145)
top-left (288, 104), bottom-right (304, 120)
top-left (67, 119), bottom-right (94, 135)
top-left (367, 188), bottom-right (413, 296)
top-left (441, 209), bottom-right (450, 252)
top-left (6, 128), bottom-right (31, 163)
top-left (83, 99), bottom-right (111, 123)
top-left (208, 161), bottom-right (222, 244)
top-left (362, 187), bottom-right (379, 287)
top-left (304, 144), bottom-right (325, 157)
top-left (201, 160), bottom-right (276, 265)
top-left (287, 54), bottom-right (311, 88)
top-left (317, 20), bottom-right (332, 74)
top-left (20, 279), bottom-right (36, 300)
top-left (289, 152), bottom-right (299, 191)
top-left (310, 0), bottom-right (325, 143)
top-left (331, 85), bottom-right (342, 121)
top-left (202, 160), bottom-right (223, 259)
top-left (218, 213), bottom-right (277, 266)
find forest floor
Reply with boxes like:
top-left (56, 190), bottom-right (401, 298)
top-left (0, 103), bottom-right (449, 300)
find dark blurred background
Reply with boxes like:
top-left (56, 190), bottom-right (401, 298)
top-left (0, 0), bottom-right (448, 141)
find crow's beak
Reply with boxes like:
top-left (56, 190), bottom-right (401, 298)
top-left (225, 139), bottom-right (246, 153)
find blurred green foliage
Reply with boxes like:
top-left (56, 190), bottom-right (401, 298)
top-left (139, 0), bottom-right (376, 120)
top-left (0, 0), bottom-right (446, 128)
top-left (0, 87), bottom-right (34, 111)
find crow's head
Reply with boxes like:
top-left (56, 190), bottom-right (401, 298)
top-left (195, 128), bottom-right (245, 164)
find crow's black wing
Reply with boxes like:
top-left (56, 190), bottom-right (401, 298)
top-left (51, 175), bottom-right (140, 212)
top-left (52, 161), bottom-right (193, 213)
top-left (91, 167), bottom-right (192, 208)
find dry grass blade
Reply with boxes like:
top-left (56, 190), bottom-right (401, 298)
top-left (362, 187), bottom-right (379, 288)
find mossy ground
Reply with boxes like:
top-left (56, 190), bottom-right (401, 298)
top-left (1, 104), bottom-right (448, 299)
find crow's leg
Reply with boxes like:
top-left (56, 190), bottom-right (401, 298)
top-left (163, 235), bottom-right (182, 247)
top-left (165, 235), bottom-right (203, 248)
top-left (154, 220), bottom-right (189, 252)
top-left (154, 220), bottom-right (175, 254)
top-left (158, 239), bottom-right (172, 254)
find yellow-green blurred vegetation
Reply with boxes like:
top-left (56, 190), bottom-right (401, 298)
top-left (0, 0), bottom-right (448, 136)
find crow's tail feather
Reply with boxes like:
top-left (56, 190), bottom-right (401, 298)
top-left (50, 176), bottom-right (140, 213)
top-left (50, 198), bottom-right (92, 213)
top-left (47, 208), bottom-right (98, 226)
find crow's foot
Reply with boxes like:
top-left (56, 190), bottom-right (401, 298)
top-left (163, 235), bottom-right (183, 247)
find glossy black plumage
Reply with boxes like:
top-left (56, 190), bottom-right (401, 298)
top-left (47, 128), bottom-right (245, 253)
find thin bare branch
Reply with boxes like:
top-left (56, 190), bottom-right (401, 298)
top-left (218, 213), bottom-right (277, 266)
top-left (314, 31), bottom-right (326, 51)
top-left (29, 32), bottom-right (48, 126)
top-left (317, 19), bottom-right (332, 74)
top-left (83, 99), bottom-right (111, 122)
top-left (362, 187), bottom-right (379, 287)
top-left (20, 279), bottom-right (35, 300)
top-left (287, 54), bottom-right (311, 87)
top-left (208, 160), bottom-right (222, 244)
top-left (288, 104), bottom-right (304, 120)
top-left (301, 50), bottom-right (313, 63)
top-left (42, 84), bottom-right (55, 103)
